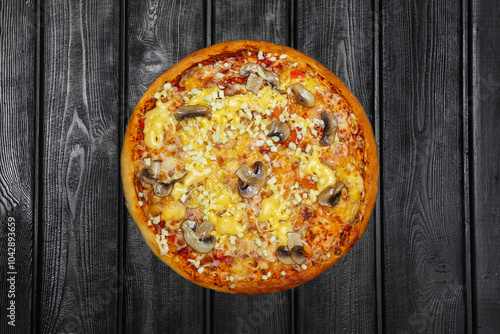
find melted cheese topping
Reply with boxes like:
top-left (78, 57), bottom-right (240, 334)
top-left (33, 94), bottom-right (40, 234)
top-left (299, 149), bottom-right (337, 192)
top-left (143, 100), bottom-right (176, 150)
top-left (203, 178), bottom-right (245, 235)
top-left (258, 190), bottom-right (292, 244)
top-left (208, 209), bottom-right (245, 235)
top-left (134, 53), bottom-right (368, 288)
top-left (161, 201), bottom-right (186, 222)
top-left (171, 164), bottom-right (211, 201)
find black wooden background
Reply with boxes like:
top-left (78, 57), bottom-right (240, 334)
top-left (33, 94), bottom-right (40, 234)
top-left (0, 0), bottom-right (499, 333)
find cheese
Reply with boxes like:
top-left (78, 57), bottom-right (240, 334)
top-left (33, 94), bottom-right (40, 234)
top-left (170, 158), bottom-right (246, 236)
top-left (299, 149), bottom-right (337, 192)
top-left (224, 86), bottom-right (286, 116)
top-left (143, 100), bottom-right (176, 150)
top-left (258, 191), bottom-right (292, 244)
top-left (161, 201), bottom-right (186, 222)
top-left (279, 67), bottom-right (321, 93)
top-left (225, 95), bottom-right (251, 113)
top-left (156, 234), bottom-right (169, 256)
top-left (333, 200), bottom-right (360, 223)
top-left (349, 172), bottom-right (364, 201)
top-left (144, 84), bottom-right (284, 152)
top-left (336, 164), bottom-right (364, 202)
top-left (186, 86), bottom-right (219, 106)
top-left (208, 209), bottom-right (245, 235)
top-left (202, 175), bottom-right (245, 234)
top-left (209, 186), bottom-right (236, 212)
top-left (171, 164), bottom-right (211, 201)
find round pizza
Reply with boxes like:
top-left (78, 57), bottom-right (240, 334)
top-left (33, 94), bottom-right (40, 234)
top-left (121, 40), bottom-right (379, 294)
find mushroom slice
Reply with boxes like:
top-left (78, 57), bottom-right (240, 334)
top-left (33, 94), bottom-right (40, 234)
top-left (246, 72), bottom-right (264, 95)
top-left (194, 221), bottom-right (215, 239)
top-left (235, 164), bottom-right (255, 184)
top-left (265, 71), bottom-right (280, 90)
top-left (291, 246), bottom-right (306, 265)
top-left (181, 220), bottom-right (216, 254)
top-left (240, 63), bottom-right (265, 77)
top-left (276, 245), bottom-right (295, 265)
top-left (174, 105), bottom-right (212, 121)
top-left (153, 172), bottom-right (185, 198)
top-left (320, 110), bottom-right (338, 146)
top-left (286, 232), bottom-right (306, 264)
top-left (136, 169), bottom-right (156, 184)
top-left (240, 63), bottom-right (281, 89)
top-left (292, 83), bottom-right (316, 107)
top-left (318, 181), bottom-right (346, 207)
top-left (266, 121), bottom-right (290, 142)
top-left (236, 161), bottom-right (267, 198)
top-left (287, 232), bottom-right (302, 250)
top-left (148, 159), bottom-right (162, 179)
top-left (153, 182), bottom-right (174, 197)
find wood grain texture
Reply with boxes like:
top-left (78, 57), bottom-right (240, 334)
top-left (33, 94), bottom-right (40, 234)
top-left (212, 292), bottom-right (291, 334)
top-left (461, 1), bottom-right (473, 332)
top-left (471, 0), bottom-right (500, 332)
top-left (124, 1), bottom-right (206, 333)
top-left (294, 1), bottom-right (377, 333)
top-left (381, 1), bottom-right (467, 333)
top-left (38, 0), bottom-right (120, 332)
top-left (212, 0), bottom-right (291, 45)
top-left (209, 1), bottom-right (291, 334)
top-left (0, 1), bottom-right (36, 333)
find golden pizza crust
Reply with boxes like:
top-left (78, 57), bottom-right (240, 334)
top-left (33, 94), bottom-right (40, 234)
top-left (121, 40), bottom-right (379, 294)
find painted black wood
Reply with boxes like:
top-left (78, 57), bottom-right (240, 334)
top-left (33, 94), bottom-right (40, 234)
top-left (471, 0), bottom-right (500, 332)
top-left (211, 0), bottom-right (291, 46)
top-left (0, 1), bottom-right (37, 333)
top-left (37, 0), bottom-right (121, 332)
top-left (381, 1), bottom-right (468, 333)
top-left (461, 1), bottom-right (473, 332)
top-left (123, 1), bottom-right (207, 333)
top-left (294, 1), bottom-right (377, 332)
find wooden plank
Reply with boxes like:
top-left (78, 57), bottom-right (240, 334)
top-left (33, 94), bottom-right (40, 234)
top-left (373, 0), bottom-right (384, 332)
top-left (0, 1), bottom-right (36, 333)
top-left (209, 1), bottom-right (292, 333)
top-left (471, 0), bottom-right (500, 332)
top-left (123, 1), bottom-right (206, 333)
top-left (294, 1), bottom-right (377, 333)
top-left (211, 0), bottom-right (291, 46)
top-left (461, 1), bottom-right (473, 332)
top-left (212, 292), bottom-right (291, 334)
top-left (381, 1), bottom-right (467, 332)
top-left (37, 0), bottom-right (120, 332)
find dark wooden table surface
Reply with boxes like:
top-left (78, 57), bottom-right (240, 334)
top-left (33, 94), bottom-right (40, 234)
top-left (1, 0), bottom-right (499, 333)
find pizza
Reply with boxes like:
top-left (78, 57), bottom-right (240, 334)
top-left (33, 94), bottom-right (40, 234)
top-left (121, 40), bottom-right (379, 294)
